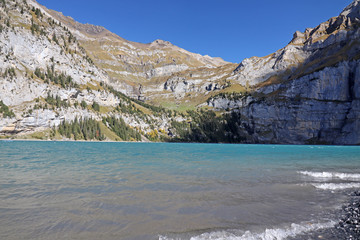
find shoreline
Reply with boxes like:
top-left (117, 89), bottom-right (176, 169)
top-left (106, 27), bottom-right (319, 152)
top-left (0, 138), bottom-right (137, 143)
top-left (291, 191), bottom-right (360, 240)
top-left (1, 138), bottom-right (360, 146)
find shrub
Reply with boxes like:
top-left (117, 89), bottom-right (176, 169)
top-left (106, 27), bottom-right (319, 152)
top-left (80, 100), bottom-right (87, 109)
top-left (0, 100), bottom-right (15, 118)
top-left (92, 101), bottom-right (100, 112)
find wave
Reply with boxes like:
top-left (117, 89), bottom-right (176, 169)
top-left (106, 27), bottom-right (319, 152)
top-left (311, 183), bottom-right (360, 190)
top-left (298, 171), bottom-right (360, 180)
top-left (159, 221), bottom-right (335, 240)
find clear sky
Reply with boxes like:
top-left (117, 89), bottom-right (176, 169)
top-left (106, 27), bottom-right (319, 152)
top-left (37, 0), bottom-right (352, 63)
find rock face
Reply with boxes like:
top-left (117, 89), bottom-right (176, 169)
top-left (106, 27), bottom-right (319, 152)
top-left (0, 0), bottom-right (171, 138)
top-left (244, 61), bottom-right (360, 145)
top-left (0, 0), bottom-right (115, 134)
top-left (210, 1), bottom-right (360, 144)
top-left (43, 6), bottom-right (237, 104)
top-left (227, 0), bottom-right (360, 90)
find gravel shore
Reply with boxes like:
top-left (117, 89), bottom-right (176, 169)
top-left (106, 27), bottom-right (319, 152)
top-left (334, 191), bottom-right (360, 240)
top-left (291, 191), bottom-right (360, 240)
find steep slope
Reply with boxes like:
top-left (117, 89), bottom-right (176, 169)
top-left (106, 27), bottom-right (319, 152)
top-left (0, 0), bottom-right (176, 140)
top-left (208, 0), bottom-right (360, 144)
top-left (39, 5), bottom-right (237, 109)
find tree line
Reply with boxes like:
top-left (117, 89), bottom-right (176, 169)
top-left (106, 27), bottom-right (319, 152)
top-left (102, 116), bottom-right (142, 141)
top-left (0, 100), bottom-right (15, 118)
top-left (34, 65), bottom-right (79, 89)
top-left (56, 117), bottom-right (105, 141)
top-left (170, 110), bottom-right (245, 143)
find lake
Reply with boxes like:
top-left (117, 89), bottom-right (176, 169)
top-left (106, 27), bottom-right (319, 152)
top-left (0, 141), bottom-right (359, 239)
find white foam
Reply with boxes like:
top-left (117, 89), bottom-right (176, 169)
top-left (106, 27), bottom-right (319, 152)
top-left (159, 221), bottom-right (335, 240)
top-left (311, 183), bottom-right (360, 190)
top-left (298, 171), bottom-right (360, 181)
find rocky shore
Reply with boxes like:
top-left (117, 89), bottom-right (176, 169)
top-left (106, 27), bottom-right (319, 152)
top-left (293, 191), bottom-right (360, 240)
top-left (334, 191), bottom-right (360, 239)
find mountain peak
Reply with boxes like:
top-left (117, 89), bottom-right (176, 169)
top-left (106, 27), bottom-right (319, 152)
top-left (149, 39), bottom-right (173, 48)
top-left (341, 0), bottom-right (360, 19)
top-left (82, 24), bottom-right (107, 35)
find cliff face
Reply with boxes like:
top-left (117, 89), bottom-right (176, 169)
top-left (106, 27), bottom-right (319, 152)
top-left (209, 0), bottom-right (360, 144)
top-left (44, 7), bottom-right (236, 107)
top-left (0, 0), bottom-right (173, 139)
top-left (235, 60), bottom-right (360, 145)
top-left (0, 0), bottom-right (102, 134)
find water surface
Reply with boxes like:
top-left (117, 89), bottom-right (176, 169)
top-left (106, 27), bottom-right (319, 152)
top-left (0, 141), bottom-right (359, 239)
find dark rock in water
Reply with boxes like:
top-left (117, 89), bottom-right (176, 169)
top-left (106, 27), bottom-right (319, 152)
top-left (351, 191), bottom-right (360, 197)
top-left (334, 192), bottom-right (360, 239)
top-left (289, 191), bottom-right (360, 240)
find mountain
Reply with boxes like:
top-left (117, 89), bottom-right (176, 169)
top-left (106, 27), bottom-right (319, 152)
top-left (0, 0), bottom-right (359, 144)
top-left (0, 0), bottom-right (176, 141)
top-left (44, 5), bottom-right (237, 109)
top-left (208, 0), bottom-right (360, 144)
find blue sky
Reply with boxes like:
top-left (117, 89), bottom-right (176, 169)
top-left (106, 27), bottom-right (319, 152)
top-left (37, 0), bottom-right (352, 63)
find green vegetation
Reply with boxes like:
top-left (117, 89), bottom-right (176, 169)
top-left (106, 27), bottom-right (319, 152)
top-left (0, 100), bottom-right (15, 118)
top-left (35, 8), bottom-right (42, 18)
top-left (104, 85), bottom-right (177, 124)
top-left (47, 17), bottom-right (55, 27)
top-left (103, 116), bottom-right (141, 141)
top-left (57, 118), bottom-right (105, 141)
top-left (80, 100), bottom-right (87, 109)
top-left (68, 31), bottom-right (75, 43)
top-left (104, 84), bottom-right (179, 124)
top-left (45, 93), bottom-right (69, 109)
top-left (52, 33), bottom-right (59, 45)
top-left (114, 101), bottom-right (150, 123)
top-left (13, 129), bottom-right (52, 141)
top-left (105, 85), bottom-right (166, 114)
top-left (2, 67), bottom-right (16, 78)
top-left (92, 101), bottom-right (100, 112)
top-left (132, 98), bottom-right (165, 113)
top-left (34, 67), bottom-right (44, 79)
top-left (170, 110), bottom-right (244, 143)
top-left (98, 121), bottom-right (119, 141)
top-left (116, 101), bottom-right (140, 114)
top-left (207, 91), bottom-right (248, 104)
top-left (146, 129), bottom-right (160, 142)
top-left (30, 20), bottom-right (39, 34)
top-left (31, 7), bottom-right (43, 19)
top-left (34, 65), bottom-right (79, 89)
top-left (30, 19), bottom-right (47, 36)
top-left (84, 55), bottom-right (93, 64)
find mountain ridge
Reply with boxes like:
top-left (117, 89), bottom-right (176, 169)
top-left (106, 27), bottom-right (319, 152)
top-left (29, 0), bottom-right (236, 106)
top-left (0, 0), bottom-right (359, 144)
top-left (37, 0), bottom-right (229, 65)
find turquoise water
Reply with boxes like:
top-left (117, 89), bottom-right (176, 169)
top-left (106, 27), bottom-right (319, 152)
top-left (0, 141), bottom-right (359, 240)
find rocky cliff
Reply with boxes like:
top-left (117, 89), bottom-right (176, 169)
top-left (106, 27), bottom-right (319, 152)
top-left (40, 5), bottom-right (239, 109)
top-left (0, 0), bottom-right (175, 140)
top-left (208, 0), bottom-right (360, 144)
